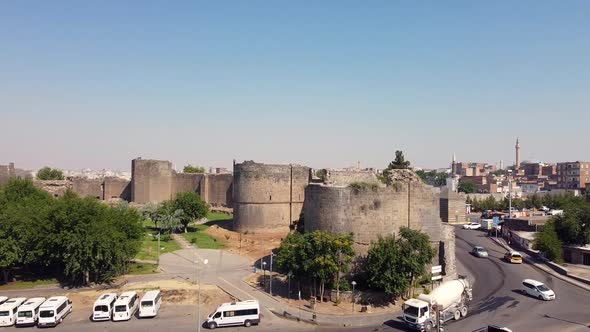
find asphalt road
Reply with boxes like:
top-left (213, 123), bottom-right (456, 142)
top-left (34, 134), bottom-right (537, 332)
top-left (451, 227), bottom-right (590, 332)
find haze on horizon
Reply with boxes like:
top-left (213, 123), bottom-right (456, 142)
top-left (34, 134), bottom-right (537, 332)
top-left (1, 1), bottom-right (589, 172)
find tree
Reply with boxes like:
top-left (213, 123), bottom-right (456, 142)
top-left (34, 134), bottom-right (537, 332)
top-left (416, 170), bottom-right (447, 187)
top-left (397, 227), bottom-right (436, 296)
top-left (173, 192), bottom-right (210, 232)
top-left (552, 206), bottom-right (590, 246)
top-left (315, 169), bottom-right (328, 182)
top-left (36, 167), bottom-right (64, 180)
top-left (389, 150), bottom-right (410, 170)
top-left (533, 221), bottom-right (563, 262)
top-left (183, 165), bottom-right (206, 174)
top-left (365, 235), bottom-right (408, 300)
top-left (159, 209), bottom-right (185, 236)
top-left (458, 180), bottom-right (477, 194)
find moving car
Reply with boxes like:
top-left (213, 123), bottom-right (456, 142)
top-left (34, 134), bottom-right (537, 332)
top-left (522, 279), bottom-right (555, 300)
top-left (471, 246), bottom-right (489, 258)
top-left (463, 222), bottom-right (482, 230)
top-left (504, 251), bottom-right (523, 264)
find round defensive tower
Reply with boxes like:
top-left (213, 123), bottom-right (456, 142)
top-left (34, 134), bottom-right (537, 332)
top-left (233, 161), bottom-right (310, 233)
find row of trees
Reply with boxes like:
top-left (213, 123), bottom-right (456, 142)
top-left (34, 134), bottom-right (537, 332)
top-left (466, 193), bottom-right (588, 212)
top-left (415, 169), bottom-right (447, 187)
top-left (275, 227), bottom-right (435, 302)
top-left (0, 179), bottom-right (144, 285)
top-left (141, 191), bottom-right (209, 235)
top-left (36, 166), bottom-right (64, 180)
top-left (534, 199), bottom-right (590, 261)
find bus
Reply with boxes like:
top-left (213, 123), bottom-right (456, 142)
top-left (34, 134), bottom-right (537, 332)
top-left (0, 297), bottom-right (27, 327)
top-left (113, 291), bottom-right (139, 321)
top-left (16, 297), bottom-right (46, 327)
top-left (92, 293), bottom-right (117, 322)
top-left (206, 300), bottom-right (260, 329)
top-left (38, 296), bottom-right (72, 327)
top-left (139, 290), bottom-right (162, 318)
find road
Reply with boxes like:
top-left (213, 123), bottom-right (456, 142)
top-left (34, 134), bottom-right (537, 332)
top-left (3, 226), bottom-right (590, 332)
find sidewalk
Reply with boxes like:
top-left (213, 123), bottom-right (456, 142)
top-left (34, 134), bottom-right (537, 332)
top-left (489, 236), bottom-right (590, 292)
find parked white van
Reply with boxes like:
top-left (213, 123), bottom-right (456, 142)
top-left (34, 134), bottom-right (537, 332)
top-left (16, 297), bottom-right (46, 327)
top-left (139, 290), bottom-right (162, 318)
top-left (92, 293), bottom-right (117, 321)
top-left (38, 296), bottom-right (72, 327)
top-left (0, 297), bottom-right (8, 305)
top-left (206, 300), bottom-right (260, 329)
top-left (0, 297), bottom-right (27, 326)
top-left (113, 291), bottom-right (139, 321)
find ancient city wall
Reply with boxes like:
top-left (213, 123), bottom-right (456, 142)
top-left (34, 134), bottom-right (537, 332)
top-left (71, 178), bottom-right (103, 199)
top-left (203, 173), bottom-right (233, 207)
top-left (172, 173), bottom-right (203, 198)
top-left (131, 159), bottom-right (174, 204)
top-left (304, 181), bottom-right (443, 255)
top-left (440, 188), bottom-right (467, 224)
top-left (233, 161), bottom-right (310, 232)
top-left (440, 224), bottom-right (457, 279)
top-left (325, 169), bottom-right (380, 186)
top-left (103, 177), bottom-right (131, 201)
top-left (0, 163), bottom-right (16, 185)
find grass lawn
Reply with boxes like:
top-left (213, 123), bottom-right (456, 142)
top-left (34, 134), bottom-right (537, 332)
top-left (182, 212), bottom-right (232, 249)
top-left (127, 262), bottom-right (159, 275)
top-left (136, 232), bottom-right (182, 261)
top-left (0, 278), bottom-right (58, 290)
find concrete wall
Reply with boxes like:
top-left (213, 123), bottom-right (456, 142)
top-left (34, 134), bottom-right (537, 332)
top-left (131, 159), bottom-right (174, 204)
top-left (71, 177), bottom-right (103, 199)
top-left (233, 161), bottom-right (310, 232)
top-left (304, 181), bottom-right (442, 255)
top-left (103, 177), bottom-right (131, 201)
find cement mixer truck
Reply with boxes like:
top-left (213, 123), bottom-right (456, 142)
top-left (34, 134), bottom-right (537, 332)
top-left (403, 276), bottom-right (473, 331)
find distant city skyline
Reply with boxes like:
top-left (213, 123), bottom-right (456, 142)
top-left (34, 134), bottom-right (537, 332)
top-left (2, 2), bottom-right (589, 171)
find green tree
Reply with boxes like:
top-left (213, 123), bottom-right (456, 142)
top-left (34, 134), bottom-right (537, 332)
top-left (365, 235), bottom-right (408, 300)
top-left (389, 150), bottom-right (411, 169)
top-left (36, 166), bottom-right (65, 180)
top-left (159, 209), bottom-right (185, 236)
top-left (173, 192), bottom-right (210, 232)
top-left (397, 227), bottom-right (436, 294)
top-left (458, 180), bottom-right (477, 194)
top-left (552, 205), bottom-right (590, 245)
top-left (0, 235), bottom-right (19, 283)
top-left (315, 169), bottom-right (328, 182)
top-left (183, 165), bottom-right (206, 173)
top-left (533, 221), bottom-right (563, 262)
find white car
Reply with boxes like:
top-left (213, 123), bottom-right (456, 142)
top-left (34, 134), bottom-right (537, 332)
top-left (463, 222), bottom-right (482, 230)
top-left (522, 279), bottom-right (555, 301)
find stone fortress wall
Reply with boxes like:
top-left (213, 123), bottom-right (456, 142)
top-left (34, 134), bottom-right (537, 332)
top-left (233, 161), bottom-right (311, 232)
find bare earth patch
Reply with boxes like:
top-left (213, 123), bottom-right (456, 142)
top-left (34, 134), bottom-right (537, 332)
top-left (205, 224), bottom-right (289, 261)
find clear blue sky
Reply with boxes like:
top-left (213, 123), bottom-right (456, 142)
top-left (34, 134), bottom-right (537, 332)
top-left (1, 1), bottom-right (589, 171)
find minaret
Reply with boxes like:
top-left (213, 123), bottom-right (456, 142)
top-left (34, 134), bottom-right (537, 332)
top-left (451, 153), bottom-right (456, 175)
top-left (514, 137), bottom-right (520, 169)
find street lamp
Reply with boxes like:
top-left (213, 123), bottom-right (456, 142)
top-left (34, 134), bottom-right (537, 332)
top-left (262, 261), bottom-right (267, 291)
top-left (351, 281), bottom-right (357, 312)
top-left (196, 258), bottom-right (209, 332)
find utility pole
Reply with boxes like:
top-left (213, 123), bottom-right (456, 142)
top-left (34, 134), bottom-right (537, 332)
top-left (269, 252), bottom-right (273, 296)
top-left (157, 230), bottom-right (161, 266)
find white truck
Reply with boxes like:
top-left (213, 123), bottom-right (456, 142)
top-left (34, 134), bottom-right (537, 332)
top-left (403, 277), bottom-right (473, 331)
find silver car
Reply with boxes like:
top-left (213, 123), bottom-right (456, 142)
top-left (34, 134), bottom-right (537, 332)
top-left (472, 246), bottom-right (489, 258)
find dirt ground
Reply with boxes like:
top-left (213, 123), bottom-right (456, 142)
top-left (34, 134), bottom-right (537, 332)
top-left (243, 273), bottom-right (401, 316)
top-left (204, 222), bottom-right (288, 261)
top-left (67, 279), bottom-right (233, 315)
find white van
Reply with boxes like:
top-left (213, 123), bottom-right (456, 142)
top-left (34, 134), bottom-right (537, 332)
top-left (92, 293), bottom-right (117, 321)
top-left (522, 279), bottom-right (556, 301)
top-left (206, 300), bottom-right (260, 329)
top-left (139, 290), bottom-right (162, 318)
top-left (0, 297), bottom-right (27, 326)
top-left (113, 291), bottom-right (139, 321)
top-left (0, 297), bottom-right (7, 305)
top-left (38, 296), bottom-right (72, 327)
top-left (16, 297), bottom-right (46, 327)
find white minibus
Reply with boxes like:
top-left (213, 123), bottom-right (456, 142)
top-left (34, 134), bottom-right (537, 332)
top-left (37, 296), bottom-right (72, 327)
top-left (206, 300), bottom-right (260, 329)
top-left (92, 293), bottom-right (117, 321)
top-left (16, 297), bottom-right (46, 327)
top-left (139, 290), bottom-right (162, 318)
top-left (113, 291), bottom-right (139, 321)
top-left (0, 297), bottom-right (27, 327)
top-left (0, 297), bottom-right (7, 305)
